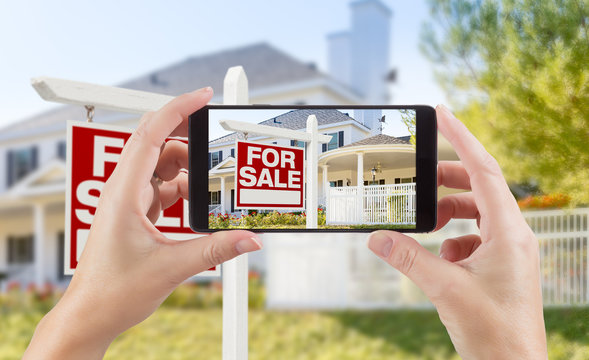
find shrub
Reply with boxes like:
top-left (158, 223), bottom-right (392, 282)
top-left (518, 193), bottom-right (571, 209)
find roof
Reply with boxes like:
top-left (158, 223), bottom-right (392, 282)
top-left (342, 134), bottom-right (410, 148)
top-left (121, 43), bottom-right (325, 96)
top-left (0, 43), bottom-right (327, 141)
top-left (209, 109), bottom-right (365, 145)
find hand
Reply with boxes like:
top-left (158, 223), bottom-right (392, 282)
top-left (367, 105), bottom-right (547, 359)
top-left (24, 88), bottom-right (263, 359)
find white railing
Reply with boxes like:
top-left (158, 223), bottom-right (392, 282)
top-left (523, 208), bottom-right (589, 306)
top-left (209, 204), bottom-right (222, 214)
top-left (326, 183), bottom-right (416, 225)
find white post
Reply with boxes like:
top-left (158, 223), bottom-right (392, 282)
top-left (321, 165), bottom-right (329, 199)
top-left (222, 66), bottom-right (249, 360)
top-left (356, 152), bottom-right (364, 224)
top-left (220, 176), bottom-right (226, 214)
top-left (322, 165), bottom-right (329, 222)
top-left (33, 203), bottom-right (45, 287)
top-left (306, 115), bottom-right (319, 229)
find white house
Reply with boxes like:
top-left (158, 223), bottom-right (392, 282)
top-left (0, 0), bottom-right (467, 309)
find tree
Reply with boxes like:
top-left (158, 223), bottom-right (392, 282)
top-left (421, 0), bottom-right (589, 203)
top-left (399, 109), bottom-right (416, 148)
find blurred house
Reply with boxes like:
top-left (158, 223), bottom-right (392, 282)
top-left (0, 0), bottom-right (463, 309)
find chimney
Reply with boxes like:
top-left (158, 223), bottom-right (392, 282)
top-left (327, 0), bottom-right (392, 104)
top-left (354, 109), bottom-right (383, 135)
top-left (327, 32), bottom-right (351, 87)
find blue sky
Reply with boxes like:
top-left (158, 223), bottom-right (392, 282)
top-left (0, 0), bottom-right (447, 128)
top-left (209, 108), bottom-right (411, 141)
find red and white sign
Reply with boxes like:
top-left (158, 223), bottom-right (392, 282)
top-left (235, 140), bottom-right (304, 209)
top-left (65, 121), bottom-right (219, 276)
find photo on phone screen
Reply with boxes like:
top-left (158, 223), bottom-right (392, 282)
top-left (189, 105), bottom-right (437, 232)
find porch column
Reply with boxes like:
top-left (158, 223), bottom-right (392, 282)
top-left (220, 176), bottom-right (226, 214)
top-left (321, 165), bottom-right (329, 222)
top-left (321, 165), bottom-right (329, 199)
top-left (356, 153), bottom-right (364, 224)
top-left (356, 152), bottom-right (364, 186)
top-left (33, 203), bottom-right (45, 287)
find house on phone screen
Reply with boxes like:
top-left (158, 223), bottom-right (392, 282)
top-left (207, 108), bottom-right (418, 226)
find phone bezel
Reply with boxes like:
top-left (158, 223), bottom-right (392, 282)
top-left (189, 105), bottom-right (437, 233)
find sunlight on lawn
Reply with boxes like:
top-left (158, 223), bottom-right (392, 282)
top-left (2, 306), bottom-right (589, 359)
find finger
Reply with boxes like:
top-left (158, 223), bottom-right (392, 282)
top-left (367, 230), bottom-right (465, 301)
top-left (435, 192), bottom-right (480, 231)
top-left (438, 161), bottom-right (470, 190)
top-left (436, 105), bottom-right (520, 223)
top-left (439, 234), bottom-right (482, 262)
top-left (145, 177), bottom-right (162, 224)
top-left (164, 230), bottom-right (263, 281)
top-left (115, 87), bottom-right (213, 196)
top-left (155, 140), bottom-right (188, 181)
top-left (158, 171), bottom-right (188, 210)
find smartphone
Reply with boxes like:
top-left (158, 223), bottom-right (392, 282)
top-left (189, 105), bottom-right (437, 233)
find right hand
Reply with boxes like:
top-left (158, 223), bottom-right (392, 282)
top-left (367, 105), bottom-right (547, 359)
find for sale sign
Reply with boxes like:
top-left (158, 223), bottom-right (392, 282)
top-left (65, 121), bottom-right (219, 276)
top-left (235, 140), bottom-right (304, 209)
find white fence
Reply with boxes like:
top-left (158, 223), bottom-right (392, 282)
top-left (523, 208), bottom-right (589, 306)
top-left (325, 183), bottom-right (416, 225)
top-left (265, 208), bottom-right (589, 309)
top-left (209, 204), bottom-right (222, 214)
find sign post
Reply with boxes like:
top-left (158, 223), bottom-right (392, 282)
top-left (219, 116), bottom-right (331, 229)
top-left (31, 65), bottom-right (330, 359)
top-left (221, 67), bottom-right (249, 360)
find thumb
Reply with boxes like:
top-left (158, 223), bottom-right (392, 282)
top-left (367, 230), bottom-right (461, 301)
top-left (167, 230), bottom-right (263, 280)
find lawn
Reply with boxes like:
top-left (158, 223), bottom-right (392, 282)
top-left (2, 307), bottom-right (589, 359)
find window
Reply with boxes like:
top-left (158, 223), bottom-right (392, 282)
top-left (57, 141), bottom-right (67, 160)
top-left (290, 140), bottom-right (305, 148)
top-left (329, 180), bottom-right (344, 187)
top-left (209, 191), bottom-right (221, 205)
top-left (209, 150), bottom-right (223, 169)
top-left (6, 146), bottom-right (38, 187)
top-left (57, 231), bottom-right (69, 280)
top-left (394, 177), bottom-right (416, 184)
top-left (322, 131), bottom-right (344, 152)
top-left (7, 235), bottom-right (34, 264)
top-left (364, 179), bottom-right (385, 185)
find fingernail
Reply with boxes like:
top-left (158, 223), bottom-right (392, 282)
top-left (437, 104), bottom-right (453, 116)
top-left (235, 236), bottom-right (263, 254)
top-left (439, 251), bottom-right (446, 259)
top-left (194, 86), bottom-right (213, 95)
top-left (367, 232), bottom-right (394, 258)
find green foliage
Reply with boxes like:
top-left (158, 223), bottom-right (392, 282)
top-left (421, 0), bottom-right (589, 203)
top-left (399, 109), bottom-right (417, 147)
top-left (209, 208), bottom-right (326, 229)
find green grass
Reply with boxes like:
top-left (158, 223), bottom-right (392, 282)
top-left (2, 307), bottom-right (589, 359)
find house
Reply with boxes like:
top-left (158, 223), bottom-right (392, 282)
top-left (0, 0), bottom-right (463, 309)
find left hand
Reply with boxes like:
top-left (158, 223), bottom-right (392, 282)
top-left (24, 87), bottom-right (262, 359)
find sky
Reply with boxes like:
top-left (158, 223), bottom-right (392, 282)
top-left (209, 108), bottom-right (411, 141)
top-left (0, 0), bottom-right (447, 129)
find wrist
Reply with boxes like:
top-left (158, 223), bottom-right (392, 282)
top-left (24, 292), bottom-right (119, 360)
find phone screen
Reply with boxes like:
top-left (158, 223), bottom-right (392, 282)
top-left (190, 105), bottom-right (436, 232)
